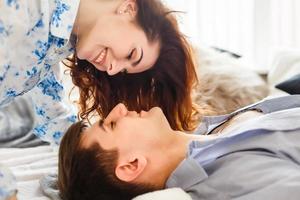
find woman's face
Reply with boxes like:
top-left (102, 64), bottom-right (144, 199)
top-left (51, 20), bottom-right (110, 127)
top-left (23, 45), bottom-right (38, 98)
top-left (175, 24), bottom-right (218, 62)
top-left (75, 3), bottom-right (160, 76)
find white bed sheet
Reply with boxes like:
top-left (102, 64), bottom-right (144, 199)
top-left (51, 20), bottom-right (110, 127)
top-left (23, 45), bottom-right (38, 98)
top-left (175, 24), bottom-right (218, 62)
top-left (0, 146), bottom-right (57, 200)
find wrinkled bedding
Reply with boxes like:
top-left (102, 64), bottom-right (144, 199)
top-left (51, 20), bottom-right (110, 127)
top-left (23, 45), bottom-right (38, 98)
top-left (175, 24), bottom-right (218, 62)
top-left (0, 146), bottom-right (57, 200)
top-left (0, 95), bottom-right (47, 148)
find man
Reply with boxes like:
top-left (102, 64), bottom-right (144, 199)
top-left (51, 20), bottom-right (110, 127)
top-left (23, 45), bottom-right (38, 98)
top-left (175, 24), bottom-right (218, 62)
top-left (58, 95), bottom-right (300, 200)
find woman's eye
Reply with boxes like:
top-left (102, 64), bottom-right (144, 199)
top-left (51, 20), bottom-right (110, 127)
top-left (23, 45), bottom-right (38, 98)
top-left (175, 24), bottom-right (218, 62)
top-left (127, 49), bottom-right (135, 60)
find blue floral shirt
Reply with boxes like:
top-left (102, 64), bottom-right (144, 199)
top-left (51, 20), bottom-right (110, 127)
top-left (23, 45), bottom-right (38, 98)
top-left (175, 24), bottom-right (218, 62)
top-left (0, 0), bottom-right (80, 145)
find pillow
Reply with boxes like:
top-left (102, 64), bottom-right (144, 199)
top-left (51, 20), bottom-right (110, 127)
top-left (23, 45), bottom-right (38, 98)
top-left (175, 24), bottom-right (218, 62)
top-left (275, 73), bottom-right (300, 94)
top-left (192, 45), bottom-right (269, 118)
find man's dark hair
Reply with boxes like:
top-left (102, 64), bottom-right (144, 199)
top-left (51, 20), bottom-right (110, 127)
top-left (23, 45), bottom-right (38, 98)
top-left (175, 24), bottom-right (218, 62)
top-left (58, 121), bottom-right (157, 200)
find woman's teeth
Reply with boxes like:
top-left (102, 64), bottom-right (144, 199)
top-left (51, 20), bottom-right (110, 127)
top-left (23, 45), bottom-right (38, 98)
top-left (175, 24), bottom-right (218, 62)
top-left (95, 48), bottom-right (107, 64)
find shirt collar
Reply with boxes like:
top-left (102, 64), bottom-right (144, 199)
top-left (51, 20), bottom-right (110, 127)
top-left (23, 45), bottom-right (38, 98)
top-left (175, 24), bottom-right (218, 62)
top-left (195, 114), bottom-right (231, 135)
top-left (165, 157), bottom-right (208, 190)
top-left (50, 0), bottom-right (80, 40)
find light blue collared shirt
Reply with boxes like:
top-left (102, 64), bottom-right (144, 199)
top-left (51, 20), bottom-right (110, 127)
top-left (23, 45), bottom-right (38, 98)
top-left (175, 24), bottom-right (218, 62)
top-left (166, 95), bottom-right (300, 200)
top-left (0, 0), bottom-right (80, 144)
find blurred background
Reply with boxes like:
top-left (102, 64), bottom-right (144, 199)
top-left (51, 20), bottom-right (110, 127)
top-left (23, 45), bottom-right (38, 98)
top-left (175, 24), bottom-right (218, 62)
top-left (163, 0), bottom-right (300, 72)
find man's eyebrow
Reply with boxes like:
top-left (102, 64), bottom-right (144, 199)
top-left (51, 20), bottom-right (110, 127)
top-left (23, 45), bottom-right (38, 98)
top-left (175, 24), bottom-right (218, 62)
top-left (98, 120), bottom-right (106, 132)
top-left (132, 48), bottom-right (143, 67)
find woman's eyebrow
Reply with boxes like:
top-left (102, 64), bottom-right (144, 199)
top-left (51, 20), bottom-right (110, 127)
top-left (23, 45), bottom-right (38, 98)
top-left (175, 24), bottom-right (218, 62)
top-left (132, 48), bottom-right (143, 67)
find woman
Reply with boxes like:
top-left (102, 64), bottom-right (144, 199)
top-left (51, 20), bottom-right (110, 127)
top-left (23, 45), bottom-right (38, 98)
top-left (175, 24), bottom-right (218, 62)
top-left (69, 0), bottom-right (198, 133)
top-left (0, 0), bottom-right (197, 146)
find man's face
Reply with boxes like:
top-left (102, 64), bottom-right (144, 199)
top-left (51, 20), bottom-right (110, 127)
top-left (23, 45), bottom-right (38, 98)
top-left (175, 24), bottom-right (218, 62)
top-left (81, 104), bottom-right (172, 153)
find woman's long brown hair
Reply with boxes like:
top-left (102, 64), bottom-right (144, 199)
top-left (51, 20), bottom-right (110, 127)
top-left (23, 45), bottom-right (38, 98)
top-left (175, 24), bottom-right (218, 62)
top-left (65, 0), bottom-right (198, 131)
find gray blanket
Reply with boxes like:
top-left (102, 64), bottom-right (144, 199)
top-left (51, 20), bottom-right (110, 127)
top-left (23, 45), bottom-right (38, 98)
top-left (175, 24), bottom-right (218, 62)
top-left (0, 95), bottom-right (48, 148)
top-left (40, 173), bottom-right (61, 200)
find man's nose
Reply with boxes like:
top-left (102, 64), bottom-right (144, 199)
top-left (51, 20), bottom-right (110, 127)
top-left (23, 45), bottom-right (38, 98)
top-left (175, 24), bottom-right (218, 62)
top-left (104, 103), bottom-right (128, 125)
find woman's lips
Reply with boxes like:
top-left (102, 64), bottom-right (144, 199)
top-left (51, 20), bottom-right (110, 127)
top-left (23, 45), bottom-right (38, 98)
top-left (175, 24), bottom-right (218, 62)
top-left (92, 48), bottom-right (107, 66)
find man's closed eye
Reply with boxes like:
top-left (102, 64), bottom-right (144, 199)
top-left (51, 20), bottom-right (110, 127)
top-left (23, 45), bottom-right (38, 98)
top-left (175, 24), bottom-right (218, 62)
top-left (110, 121), bottom-right (116, 130)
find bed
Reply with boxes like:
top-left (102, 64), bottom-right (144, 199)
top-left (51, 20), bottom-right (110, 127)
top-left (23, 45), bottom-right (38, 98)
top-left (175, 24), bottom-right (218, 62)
top-left (0, 146), bottom-right (57, 200)
top-left (1, 47), bottom-right (298, 200)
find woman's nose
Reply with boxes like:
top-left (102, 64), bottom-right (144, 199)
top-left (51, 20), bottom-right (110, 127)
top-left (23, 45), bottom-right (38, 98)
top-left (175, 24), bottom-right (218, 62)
top-left (107, 60), bottom-right (127, 76)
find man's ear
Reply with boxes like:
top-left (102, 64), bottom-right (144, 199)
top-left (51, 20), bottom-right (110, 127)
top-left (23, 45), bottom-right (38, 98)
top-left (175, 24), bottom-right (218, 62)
top-left (117, 0), bottom-right (137, 18)
top-left (115, 155), bottom-right (147, 182)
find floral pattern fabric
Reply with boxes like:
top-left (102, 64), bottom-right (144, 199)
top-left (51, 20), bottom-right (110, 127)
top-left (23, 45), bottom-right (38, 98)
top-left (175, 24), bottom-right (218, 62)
top-left (0, 0), bottom-right (80, 145)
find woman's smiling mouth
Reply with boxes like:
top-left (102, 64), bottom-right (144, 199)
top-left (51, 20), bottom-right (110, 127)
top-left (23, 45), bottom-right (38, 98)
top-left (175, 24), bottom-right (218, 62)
top-left (92, 48), bottom-right (107, 65)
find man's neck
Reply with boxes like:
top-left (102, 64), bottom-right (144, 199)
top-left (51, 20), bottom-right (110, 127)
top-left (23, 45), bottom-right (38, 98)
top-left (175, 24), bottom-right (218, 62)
top-left (158, 130), bottom-right (218, 186)
top-left (141, 130), bottom-right (217, 188)
top-left (144, 131), bottom-right (189, 188)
